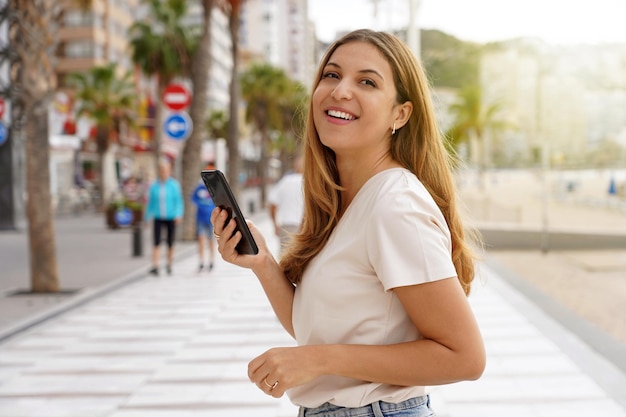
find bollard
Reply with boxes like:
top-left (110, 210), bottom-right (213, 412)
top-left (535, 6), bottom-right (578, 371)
top-left (132, 224), bottom-right (143, 257)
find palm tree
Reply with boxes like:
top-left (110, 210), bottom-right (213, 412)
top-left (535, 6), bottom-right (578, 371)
top-left (446, 84), bottom-right (508, 189)
top-left (275, 80), bottom-right (308, 174)
top-left (180, 0), bottom-right (214, 241)
top-left (224, 0), bottom-right (244, 200)
top-left (8, 0), bottom-right (93, 292)
top-left (128, 0), bottom-right (198, 171)
top-left (68, 64), bottom-right (136, 209)
top-left (240, 63), bottom-right (293, 206)
top-left (8, 0), bottom-right (61, 292)
top-left (206, 109), bottom-right (228, 140)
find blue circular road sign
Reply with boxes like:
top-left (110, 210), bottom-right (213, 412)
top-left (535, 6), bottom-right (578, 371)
top-left (114, 207), bottom-right (134, 227)
top-left (0, 122), bottom-right (7, 147)
top-left (163, 113), bottom-right (193, 141)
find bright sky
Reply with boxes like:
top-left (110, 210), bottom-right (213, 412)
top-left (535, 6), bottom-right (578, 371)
top-left (309, 0), bottom-right (626, 45)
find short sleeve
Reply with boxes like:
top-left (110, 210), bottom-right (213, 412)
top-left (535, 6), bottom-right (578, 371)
top-left (268, 181), bottom-right (281, 205)
top-left (366, 188), bottom-right (457, 291)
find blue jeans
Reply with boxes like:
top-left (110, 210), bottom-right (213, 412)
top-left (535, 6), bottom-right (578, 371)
top-left (298, 396), bottom-right (435, 417)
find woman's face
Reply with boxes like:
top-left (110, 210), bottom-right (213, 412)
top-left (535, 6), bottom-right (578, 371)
top-left (159, 163), bottom-right (170, 181)
top-left (312, 41), bottom-right (399, 157)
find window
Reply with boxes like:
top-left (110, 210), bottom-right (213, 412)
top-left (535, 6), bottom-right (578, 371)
top-left (64, 40), bottom-right (103, 59)
top-left (64, 10), bottom-right (95, 27)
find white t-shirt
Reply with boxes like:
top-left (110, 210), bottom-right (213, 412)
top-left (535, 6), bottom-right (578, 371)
top-left (268, 172), bottom-right (304, 226)
top-left (289, 168), bottom-right (457, 408)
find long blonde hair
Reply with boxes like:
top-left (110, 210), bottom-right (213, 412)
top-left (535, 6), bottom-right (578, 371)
top-left (280, 29), bottom-right (481, 295)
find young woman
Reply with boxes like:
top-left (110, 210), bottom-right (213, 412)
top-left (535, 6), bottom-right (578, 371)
top-left (211, 29), bottom-right (485, 416)
top-left (144, 158), bottom-right (184, 276)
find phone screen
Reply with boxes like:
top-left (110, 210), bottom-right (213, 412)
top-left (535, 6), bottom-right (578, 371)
top-left (200, 170), bottom-right (259, 255)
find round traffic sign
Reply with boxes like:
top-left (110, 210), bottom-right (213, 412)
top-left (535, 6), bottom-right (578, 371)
top-left (163, 84), bottom-right (191, 111)
top-left (0, 98), bottom-right (5, 118)
top-left (114, 207), bottom-right (133, 227)
top-left (163, 113), bottom-right (193, 141)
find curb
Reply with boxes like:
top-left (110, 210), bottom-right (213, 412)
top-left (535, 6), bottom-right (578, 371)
top-left (0, 244), bottom-right (197, 344)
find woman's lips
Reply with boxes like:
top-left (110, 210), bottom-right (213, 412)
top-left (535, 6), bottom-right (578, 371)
top-left (326, 109), bottom-right (356, 121)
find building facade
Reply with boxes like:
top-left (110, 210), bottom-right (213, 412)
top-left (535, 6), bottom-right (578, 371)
top-left (240, 0), bottom-right (314, 87)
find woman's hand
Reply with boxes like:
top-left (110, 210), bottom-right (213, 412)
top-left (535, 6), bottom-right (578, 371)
top-left (210, 206), bottom-right (272, 269)
top-left (248, 346), bottom-right (323, 398)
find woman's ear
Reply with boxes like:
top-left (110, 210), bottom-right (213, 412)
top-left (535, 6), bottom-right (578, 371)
top-left (394, 101), bottom-right (413, 130)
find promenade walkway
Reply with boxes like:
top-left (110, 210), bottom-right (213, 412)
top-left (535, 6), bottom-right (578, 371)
top-left (1, 211), bottom-right (625, 416)
top-left (1, 252), bottom-right (625, 417)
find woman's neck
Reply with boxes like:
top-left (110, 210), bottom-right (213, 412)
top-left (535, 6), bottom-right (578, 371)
top-left (336, 151), bottom-right (400, 213)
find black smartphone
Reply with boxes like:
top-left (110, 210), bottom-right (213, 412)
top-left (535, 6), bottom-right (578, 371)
top-left (200, 169), bottom-right (259, 255)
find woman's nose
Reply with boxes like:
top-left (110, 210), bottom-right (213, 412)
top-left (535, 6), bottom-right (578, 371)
top-left (330, 80), bottom-right (352, 100)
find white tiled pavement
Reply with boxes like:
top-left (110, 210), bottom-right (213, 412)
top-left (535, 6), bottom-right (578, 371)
top-left (1, 220), bottom-right (625, 416)
top-left (430, 266), bottom-right (626, 417)
top-left (0, 257), bottom-right (299, 417)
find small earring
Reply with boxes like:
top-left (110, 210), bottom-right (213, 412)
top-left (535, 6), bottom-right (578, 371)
top-left (392, 123), bottom-right (396, 135)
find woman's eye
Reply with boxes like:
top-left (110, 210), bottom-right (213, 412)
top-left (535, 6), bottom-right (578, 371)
top-left (322, 71), bottom-right (339, 79)
top-left (360, 79), bottom-right (376, 87)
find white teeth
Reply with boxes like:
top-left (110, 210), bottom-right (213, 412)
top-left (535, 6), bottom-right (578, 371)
top-left (327, 110), bottom-right (355, 120)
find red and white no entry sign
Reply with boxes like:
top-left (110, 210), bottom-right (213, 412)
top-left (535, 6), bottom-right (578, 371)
top-left (163, 84), bottom-right (191, 111)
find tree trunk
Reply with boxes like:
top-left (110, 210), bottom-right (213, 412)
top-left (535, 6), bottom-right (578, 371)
top-left (181, 0), bottom-right (213, 241)
top-left (103, 144), bottom-right (120, 206)
top-left (476, 133), bottom-right (486, 192)
top-left (95, 126), bottom-right (110, 210)
top-left (226, 4), bottom-right (242, 200)
top-left (259, 130), bottom-right (269, 208)
top-left (11, 0), bottom-right (61, 293)
top-left (153, 80), bottom-right (166, 174)
top-left (25, 99), bottom-right (59, 292)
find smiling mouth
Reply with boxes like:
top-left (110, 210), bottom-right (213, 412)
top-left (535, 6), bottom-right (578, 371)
top-left (327, 109), bottom-right (356, 121)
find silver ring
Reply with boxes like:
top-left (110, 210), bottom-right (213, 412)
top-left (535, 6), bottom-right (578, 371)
top-left (213, 232), bottom-right (221, 239)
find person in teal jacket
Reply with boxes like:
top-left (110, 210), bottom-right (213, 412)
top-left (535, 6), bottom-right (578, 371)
top-left (144, 158), bottom-right (184, 275)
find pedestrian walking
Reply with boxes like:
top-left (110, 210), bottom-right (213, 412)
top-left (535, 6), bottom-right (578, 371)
top-left (211, 29), bottom-right (485, 416)
top-left (268, 155), bottom-right (304, 255)
top-left (191, 163), bottom-right (217, 272)
top-left (144, 158), bottom-right (184, 276)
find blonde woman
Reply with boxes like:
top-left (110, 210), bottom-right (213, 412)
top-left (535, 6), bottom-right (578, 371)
top-left (212, 29), bottom-right (485, 416)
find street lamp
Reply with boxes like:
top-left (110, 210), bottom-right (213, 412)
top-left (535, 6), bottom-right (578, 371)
top-left (407, 0), bottom-right (421, 59)
top-left (536, 58), bottom-right (550, 254)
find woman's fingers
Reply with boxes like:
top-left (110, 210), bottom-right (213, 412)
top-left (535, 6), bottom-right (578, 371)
top-left (211, 208), bottom-right (232, 238)
top-left (210, 207), bottom-right (224, 234)
top-left (211, 208), bottom-right (270, 268)
top-left (220, 229), bottom-right (242, 258)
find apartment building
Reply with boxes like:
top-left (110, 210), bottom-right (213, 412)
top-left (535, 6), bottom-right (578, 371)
top-left (240, 0), bottom-right (314, 87)
top-left (49, 0), bottom-right (143, 208)
top-left (56, 0), bottom-right (137, 87)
